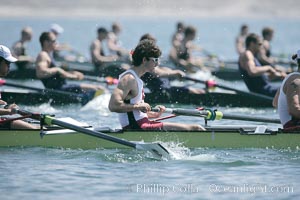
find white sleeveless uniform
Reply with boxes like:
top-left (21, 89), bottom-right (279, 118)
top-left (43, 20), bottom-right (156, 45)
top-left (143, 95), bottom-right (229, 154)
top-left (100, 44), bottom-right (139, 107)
top-left (278, 72), bottom-right (300, 125)
top-left (118, 69), bottom-right (147, 128)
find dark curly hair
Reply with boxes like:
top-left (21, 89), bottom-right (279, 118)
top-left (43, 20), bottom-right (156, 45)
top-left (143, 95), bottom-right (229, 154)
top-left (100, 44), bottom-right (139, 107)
top-left (132, 39), bottom-right (161, 66)
top-left (245, 33), bottom-right (260, 48)
top-left (39, 32), bottom-right (52, 47)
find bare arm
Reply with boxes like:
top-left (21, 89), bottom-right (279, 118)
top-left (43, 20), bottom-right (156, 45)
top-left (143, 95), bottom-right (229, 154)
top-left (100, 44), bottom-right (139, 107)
top-left (12, 42), bottom-right (34, 62)
top-left (169, 47), bottom-right (189, 67)
top-left (286, 79), bottom-right (300, 118)
top-left (35, 51), bottom-right (81, 80)
top-left (90, 40), bottom-right (118, 64)
top-left (108, 74), bottom-right (151, 113)
top-left (154, 67), bottom-right (185, 78)
top-left (272, 88), bottom-right (280, 108)
top-left (36, 51), bottom-right (61, 78)
top-left (0, 103), bottom-right (19, 115)
top-left (239, 51), bottom-right (277, 77)
top-left (0, 108), bottom-right (14, 115)
top-left (236, 37), bottom-right (245, 55)
top-left (107, 33), bottom-right (127, 54)
top-left (257, 44), bottom-right (276, 65)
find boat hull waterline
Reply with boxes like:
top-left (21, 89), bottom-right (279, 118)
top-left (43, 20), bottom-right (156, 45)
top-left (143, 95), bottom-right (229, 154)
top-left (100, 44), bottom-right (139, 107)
top-left (0, 128), bottom-right (299, 149)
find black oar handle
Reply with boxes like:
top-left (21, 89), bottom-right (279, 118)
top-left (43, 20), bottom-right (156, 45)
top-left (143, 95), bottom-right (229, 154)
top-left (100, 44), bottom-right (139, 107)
top-left (183, 76), bottom-right (273, 101)
top-left (16, 109), bottom-right (42, 120)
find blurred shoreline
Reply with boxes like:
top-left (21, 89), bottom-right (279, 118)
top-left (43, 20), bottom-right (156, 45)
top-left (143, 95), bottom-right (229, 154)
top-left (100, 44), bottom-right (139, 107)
top-left (1, 0), bottom-right (299, 19)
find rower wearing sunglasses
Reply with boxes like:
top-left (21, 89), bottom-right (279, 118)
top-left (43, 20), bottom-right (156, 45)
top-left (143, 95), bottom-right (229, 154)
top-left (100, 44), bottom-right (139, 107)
top-left (108, 39), bottom-right (205, 131)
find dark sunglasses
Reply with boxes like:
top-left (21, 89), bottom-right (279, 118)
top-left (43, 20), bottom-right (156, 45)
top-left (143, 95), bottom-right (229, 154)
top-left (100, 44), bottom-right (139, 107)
top-left (48, 39), bottom-right (57, 43)
top-left (148, 57), bottom-right (160, 64)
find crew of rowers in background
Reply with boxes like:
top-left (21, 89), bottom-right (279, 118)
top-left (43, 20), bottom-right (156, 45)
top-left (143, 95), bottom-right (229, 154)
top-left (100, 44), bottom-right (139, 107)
top-left (1, 21), bottom-right (300, 131)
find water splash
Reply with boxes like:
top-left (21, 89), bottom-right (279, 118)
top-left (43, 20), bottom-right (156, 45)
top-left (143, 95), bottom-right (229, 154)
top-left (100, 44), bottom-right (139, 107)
top-left (183, 153), bottom-right (217, 162)
top-left (37, 103), bottom-right (61, 114)
top-left (150, 141), bottom-right (192, 160)
top-left (80, 93), bottom-right (111, 115)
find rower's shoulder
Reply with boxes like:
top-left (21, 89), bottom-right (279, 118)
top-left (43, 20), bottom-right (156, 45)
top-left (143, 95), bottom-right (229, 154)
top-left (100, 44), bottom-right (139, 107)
top-left (239, 50), bottom-right (250, 61)
top-left (121, 72), bottom-right (135, 82)
top-left (36, 51), bottom-right (49, 59)
top-left (11, 41), bottom-right (22, 49)
top-left (291, 77), bottom-right (300, 87)
top-left (285, 75), bottom-right (300, 92)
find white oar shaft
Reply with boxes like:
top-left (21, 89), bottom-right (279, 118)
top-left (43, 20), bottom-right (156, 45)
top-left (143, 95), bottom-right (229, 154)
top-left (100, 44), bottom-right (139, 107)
top-left (43, 115), bottom-right (171, 160)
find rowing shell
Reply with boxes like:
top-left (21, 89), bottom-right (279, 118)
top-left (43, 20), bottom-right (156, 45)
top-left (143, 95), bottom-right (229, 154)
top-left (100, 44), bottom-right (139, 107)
top-left (0, 125), bottom-right (299, 149)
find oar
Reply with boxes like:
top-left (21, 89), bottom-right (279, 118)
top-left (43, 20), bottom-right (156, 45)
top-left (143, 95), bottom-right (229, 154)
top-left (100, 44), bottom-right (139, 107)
top-left (83, 75), bottom-right (118, 85)
top-left (152, 107), bottom-right (281, 124)
top-left (0, 79), bottom-right (85, 104)
top-left (41, 115), bottom-right (172, 160)
top-left (183, 76), bottom-right (273, 101)
top-left (16, 109), bottom-right (42, 120)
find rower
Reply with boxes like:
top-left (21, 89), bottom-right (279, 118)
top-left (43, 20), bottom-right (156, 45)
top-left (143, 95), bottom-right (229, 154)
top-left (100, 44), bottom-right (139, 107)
top-left (168, 25), bottom-right (209, 73)
top-left (238, 33), bottom-right (284, 97)
top-left (35, 32), bottom-right (106, 103)
top-left (11, 26), bottom-right (35, 70)
top-left (235, 24), bottom-right (249, 55)
top-left (108, 39), bottom-right (205, 131)
top-left (171, 21), bottom-right (185, 49)
top-left (139, 33), bottom-right (205, 99)
top-left (0, 45), bottom-right (38, 129)
top-left (106, 22), bottom-right (130, 61)
top-left (273, 50), bottom-right (300, 130)
top-left (90, 27), bottom-right (130, 77)
top-left (257, 27), bottom-right (288, 77)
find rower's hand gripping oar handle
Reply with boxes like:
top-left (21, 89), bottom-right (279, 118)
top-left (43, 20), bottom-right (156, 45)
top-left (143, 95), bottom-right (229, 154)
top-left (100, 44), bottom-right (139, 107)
top-left (15, 109), bottom-right (55, 130)
top-left (0, 104), bottom-right (39, 118)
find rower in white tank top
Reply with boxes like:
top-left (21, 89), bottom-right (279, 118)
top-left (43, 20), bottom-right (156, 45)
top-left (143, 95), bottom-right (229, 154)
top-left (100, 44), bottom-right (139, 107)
top-left (278, 72), bottom-right (300, 126)
top-left (118, 69), bottom-right (147, 128)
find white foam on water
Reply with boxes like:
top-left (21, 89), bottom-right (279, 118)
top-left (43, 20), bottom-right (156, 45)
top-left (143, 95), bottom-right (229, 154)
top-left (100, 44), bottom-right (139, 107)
top-left (80, 93), bottom-right (111, 115)
top-left (37, 102), bottom-right (60, 114)
top-left (183, 154), bottom-right (217, 162)
top-left (156, 141), bottom-right (192, 160)
top-left (189, 70), bottom-right (213, 80)
top-left (152, 141), bottom-right (218, 162)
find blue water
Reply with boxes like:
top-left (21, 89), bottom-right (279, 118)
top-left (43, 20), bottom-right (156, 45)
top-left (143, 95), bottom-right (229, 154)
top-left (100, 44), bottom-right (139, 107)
top-left (1, 17), bottom-right (300, 199)
top-left (1, 147), bottom-right (299, 200)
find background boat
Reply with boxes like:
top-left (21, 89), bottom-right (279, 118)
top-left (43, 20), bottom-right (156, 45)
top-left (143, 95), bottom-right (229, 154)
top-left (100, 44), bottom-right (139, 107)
top-left (0, 87), bottom-right (272, 107)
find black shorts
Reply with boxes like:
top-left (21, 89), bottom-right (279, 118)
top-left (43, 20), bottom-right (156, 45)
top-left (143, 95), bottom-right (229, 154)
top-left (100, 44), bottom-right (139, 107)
top-left (0, 118), bottom-right (11, 129)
